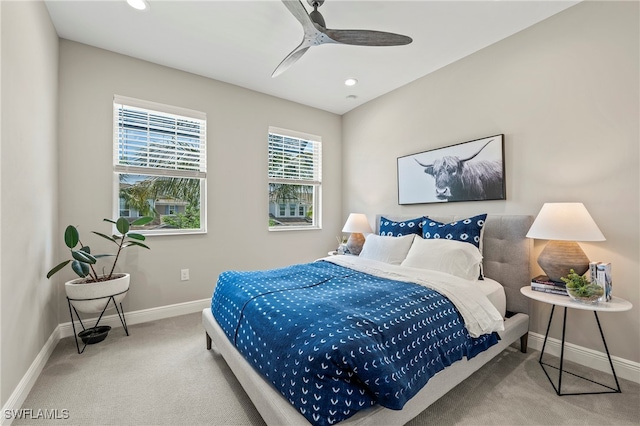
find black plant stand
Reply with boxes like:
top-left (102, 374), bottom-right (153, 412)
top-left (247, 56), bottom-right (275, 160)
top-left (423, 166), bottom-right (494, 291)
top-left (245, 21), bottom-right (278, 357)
top-left (67, 289), bottom-right (129, 354)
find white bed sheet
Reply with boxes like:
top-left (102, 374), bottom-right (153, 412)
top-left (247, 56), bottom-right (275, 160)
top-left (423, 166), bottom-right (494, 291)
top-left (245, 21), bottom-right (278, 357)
top-left (476, 277), bottom-right (506, 318)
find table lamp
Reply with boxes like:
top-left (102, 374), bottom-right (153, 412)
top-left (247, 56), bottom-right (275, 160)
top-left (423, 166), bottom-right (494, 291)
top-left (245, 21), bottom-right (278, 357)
top-left (342, 213), bottom-right (372, 255)
top-left (526, 203), bottom-right (605, 282)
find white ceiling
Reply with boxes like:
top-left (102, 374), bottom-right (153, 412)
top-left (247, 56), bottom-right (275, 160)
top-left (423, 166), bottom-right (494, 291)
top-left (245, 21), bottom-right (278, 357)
top-left (44, 0), bottom-right (579, 115)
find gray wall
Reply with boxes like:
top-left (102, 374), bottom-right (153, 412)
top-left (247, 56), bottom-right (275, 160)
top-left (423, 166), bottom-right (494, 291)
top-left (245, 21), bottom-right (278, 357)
top-left (342, 1), bottom-right (639, 363)
top-left (0, 1), bottom-right (59, 407)
top-left (56, 40), bottom-right (343, 322)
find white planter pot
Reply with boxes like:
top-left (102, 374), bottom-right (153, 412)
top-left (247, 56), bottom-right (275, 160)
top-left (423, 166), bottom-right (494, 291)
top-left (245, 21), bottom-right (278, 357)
top-left (65, 273), bottom-right (130, 314)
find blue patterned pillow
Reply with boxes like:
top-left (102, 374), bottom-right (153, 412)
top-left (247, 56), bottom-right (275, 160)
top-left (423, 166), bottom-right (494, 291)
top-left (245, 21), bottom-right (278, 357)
top-left (422, 214), bottom-right (487, 249)
top-left (379, 216), bottom-right (425, 237)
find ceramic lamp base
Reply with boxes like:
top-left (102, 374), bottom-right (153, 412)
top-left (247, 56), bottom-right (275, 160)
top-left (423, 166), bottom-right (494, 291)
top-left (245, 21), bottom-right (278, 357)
top-left (537, 240), bottom-right (589, 282)
top-left (346, 233), bottom-right (365, 255)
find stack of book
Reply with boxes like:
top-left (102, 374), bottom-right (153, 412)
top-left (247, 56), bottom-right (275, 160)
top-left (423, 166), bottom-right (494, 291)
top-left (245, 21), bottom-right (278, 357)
top-left (590, 261), bottom-right (612, 302)
top-left (530, 275), bottom-right (568, 296)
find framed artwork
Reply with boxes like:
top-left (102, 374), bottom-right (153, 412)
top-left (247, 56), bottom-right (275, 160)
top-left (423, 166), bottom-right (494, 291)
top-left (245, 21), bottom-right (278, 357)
top-left (397, 134), bottom-right (505, 205)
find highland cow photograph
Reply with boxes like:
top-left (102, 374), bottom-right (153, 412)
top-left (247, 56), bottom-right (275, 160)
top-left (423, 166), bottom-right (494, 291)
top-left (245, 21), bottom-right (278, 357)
top-left (398, 134), bottom-right (505, 204)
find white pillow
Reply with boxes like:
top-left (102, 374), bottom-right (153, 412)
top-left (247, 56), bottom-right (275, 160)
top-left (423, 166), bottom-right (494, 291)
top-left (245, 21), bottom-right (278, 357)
top-left (358, 234), bottom-right (415, 265)
top-left (401, 237), bottom-right (483, 281)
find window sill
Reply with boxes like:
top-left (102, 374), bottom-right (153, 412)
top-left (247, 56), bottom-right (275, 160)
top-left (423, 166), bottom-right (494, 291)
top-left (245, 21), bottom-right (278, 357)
top-left (136, 229), bottom-right (207, 237)
top-left (268, 226), bottom-right (321, 232)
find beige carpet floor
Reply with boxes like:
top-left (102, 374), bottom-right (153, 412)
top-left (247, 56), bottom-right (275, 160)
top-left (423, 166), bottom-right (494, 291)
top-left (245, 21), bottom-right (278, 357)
top-left (15, 312), bottom-right (640, 425)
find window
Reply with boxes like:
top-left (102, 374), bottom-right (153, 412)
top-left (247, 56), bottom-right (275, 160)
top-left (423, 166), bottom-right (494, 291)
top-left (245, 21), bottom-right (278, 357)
top-left (119, 199), bottom-right (130, 218)
top-left (268, 127), bottom-right (321, 230)
top-left (113, 95), bottom-right (206, 235)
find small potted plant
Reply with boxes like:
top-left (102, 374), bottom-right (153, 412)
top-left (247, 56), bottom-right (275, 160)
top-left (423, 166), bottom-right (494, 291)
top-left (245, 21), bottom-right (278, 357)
top-left (336, 235), bottom-right (348, 254)
top-left (561, 269), bottom-right (604, 304)
top-left (47, 216), bottom-right (153, 314)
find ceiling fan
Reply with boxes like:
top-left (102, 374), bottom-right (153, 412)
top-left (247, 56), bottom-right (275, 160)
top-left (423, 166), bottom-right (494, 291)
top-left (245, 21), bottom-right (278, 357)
top-left (272, 0), bottom-right (413, 77)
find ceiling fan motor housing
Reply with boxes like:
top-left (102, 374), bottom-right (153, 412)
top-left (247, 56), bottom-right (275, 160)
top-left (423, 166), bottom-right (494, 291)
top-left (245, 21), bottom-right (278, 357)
top-left (309, 10), bottom-right (325, 28)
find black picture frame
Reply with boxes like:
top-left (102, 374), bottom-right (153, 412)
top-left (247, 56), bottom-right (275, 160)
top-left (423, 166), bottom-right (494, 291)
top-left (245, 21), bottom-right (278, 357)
top-left (397, 134), bottom-right (505, 205)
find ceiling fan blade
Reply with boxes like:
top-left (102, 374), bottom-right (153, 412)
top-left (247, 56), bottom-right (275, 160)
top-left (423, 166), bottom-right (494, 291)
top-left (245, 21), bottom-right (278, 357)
top-left (281, 0), bottom-right (317, 34)
top-left (323, 29), bottom-right (412, 46)
top-left (272, 44), bottom-right (310, 78)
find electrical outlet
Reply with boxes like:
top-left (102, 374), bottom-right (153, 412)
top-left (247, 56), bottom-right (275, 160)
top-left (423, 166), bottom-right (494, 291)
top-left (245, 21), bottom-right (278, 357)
top-left (181, 269), bottom-right (190, 281)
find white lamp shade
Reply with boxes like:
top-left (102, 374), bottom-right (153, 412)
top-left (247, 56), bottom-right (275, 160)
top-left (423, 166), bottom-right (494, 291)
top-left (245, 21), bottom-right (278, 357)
top-left (342, 213), bottom-right (373, 234)
top-left (526, 203), bottom-right (605, 242)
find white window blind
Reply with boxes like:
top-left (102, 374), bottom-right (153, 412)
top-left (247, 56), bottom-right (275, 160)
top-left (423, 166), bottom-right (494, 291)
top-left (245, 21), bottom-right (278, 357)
top-left (113, 96), bottom-right (207, 235)
top-left (114, 98), bottom-right (206, 178)
top-left (268, 132), bottom-right (321, 185)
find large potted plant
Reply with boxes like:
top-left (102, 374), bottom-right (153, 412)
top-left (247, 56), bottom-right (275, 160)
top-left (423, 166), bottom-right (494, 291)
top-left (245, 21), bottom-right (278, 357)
top-left (47, 216), bottom-right (152, 315)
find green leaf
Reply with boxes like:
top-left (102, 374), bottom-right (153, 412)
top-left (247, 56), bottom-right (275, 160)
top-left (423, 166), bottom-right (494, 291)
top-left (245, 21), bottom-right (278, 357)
top-left (131, 216), bottom-right (154, 226)
top-left (103, 218), bottom-right (117, 225)
top-left (46, 260), bottom-right (71, 279)
top-left (80, 246), bottom-right (91, 254)
top-left (116, 217), bottom-right (130, 235)
top-left (127, 233), bottom-right (146, 241)
top-left (124, 240), bottom-right (150, 250)
top-left (94, 254), bottom-right (115, 259)
top-left (64, 226), bottom-right (79, 249)
top-left (71, 249), bottom-right (97, 264)
top-left (71, 260), bottom-right (90, 277)
top-left (92, 231), bottom-right (117, 243)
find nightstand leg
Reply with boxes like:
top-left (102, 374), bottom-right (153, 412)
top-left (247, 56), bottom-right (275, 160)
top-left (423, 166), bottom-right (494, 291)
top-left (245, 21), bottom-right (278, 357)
top-left (594, 311), bottom-right (621, 392)
top-left (539, 305), bottom-right (555, 363)
top-left (557, 307), bottom-right (569, 395)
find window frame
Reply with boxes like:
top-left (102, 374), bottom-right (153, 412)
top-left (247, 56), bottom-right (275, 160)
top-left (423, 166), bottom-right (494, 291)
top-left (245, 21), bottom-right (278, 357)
top-left (113, 95), bottom-right (207, 236)
top-left (268, 126), bottom-right (322, 231)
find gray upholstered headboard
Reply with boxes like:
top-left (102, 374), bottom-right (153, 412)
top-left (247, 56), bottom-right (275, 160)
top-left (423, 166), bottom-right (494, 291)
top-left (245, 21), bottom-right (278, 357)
top-left (375, 214), bottom-right (533, 314)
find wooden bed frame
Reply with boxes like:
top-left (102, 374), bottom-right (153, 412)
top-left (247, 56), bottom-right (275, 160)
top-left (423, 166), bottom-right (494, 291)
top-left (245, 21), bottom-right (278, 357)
top-left (202, 214), bottom-right (533, 425)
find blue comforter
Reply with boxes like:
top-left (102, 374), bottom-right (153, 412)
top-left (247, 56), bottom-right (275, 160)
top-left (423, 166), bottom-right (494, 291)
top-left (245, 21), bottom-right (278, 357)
top-left (211, 261), bottom-right (497, 425)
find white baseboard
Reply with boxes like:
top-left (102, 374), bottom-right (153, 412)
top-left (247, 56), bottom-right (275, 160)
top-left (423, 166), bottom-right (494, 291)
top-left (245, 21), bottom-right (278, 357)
top-left (1, 298), bottom-right (210, 426)
top-left (0, 327), bottom-right (61, 426)
top-left (527, 331), bottom-right (640, 384)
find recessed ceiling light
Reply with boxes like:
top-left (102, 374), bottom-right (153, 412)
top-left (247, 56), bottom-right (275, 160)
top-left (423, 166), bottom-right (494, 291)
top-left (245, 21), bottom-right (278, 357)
top-left (346, 95), bottom-right (357, 100)
top-left (127, 0), bottom-right (149, 11)
top-left (344, 78), bottom-right (358, 87)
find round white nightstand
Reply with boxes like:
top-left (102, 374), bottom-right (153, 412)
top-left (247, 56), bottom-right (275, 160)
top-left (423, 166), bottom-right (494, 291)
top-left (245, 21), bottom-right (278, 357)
top-left (520, 286), bottom-right (632, 395)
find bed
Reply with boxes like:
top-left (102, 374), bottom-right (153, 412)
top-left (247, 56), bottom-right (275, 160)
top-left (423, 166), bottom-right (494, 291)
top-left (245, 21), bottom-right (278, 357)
top-left (202, 214), bottom-right (533, 425)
